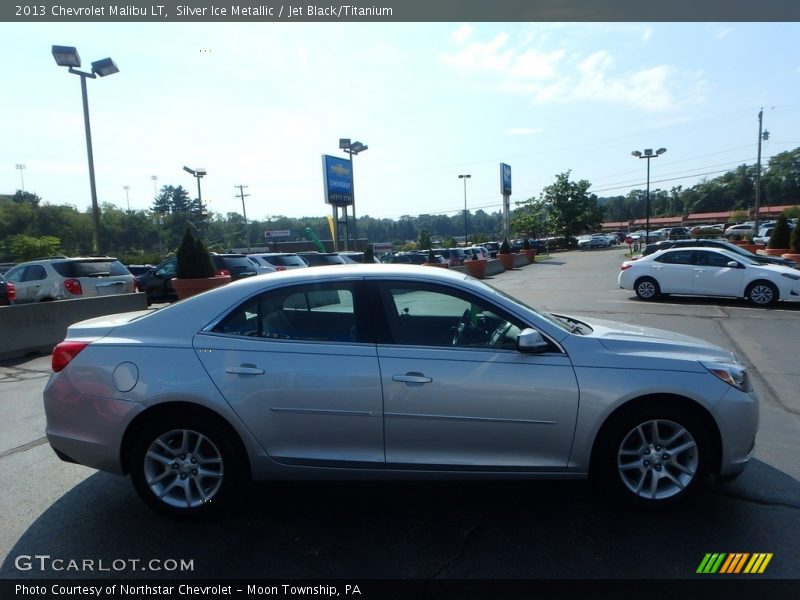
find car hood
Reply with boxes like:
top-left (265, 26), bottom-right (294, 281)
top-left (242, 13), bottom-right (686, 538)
top-left (576, 316), bottom-right (737, 365)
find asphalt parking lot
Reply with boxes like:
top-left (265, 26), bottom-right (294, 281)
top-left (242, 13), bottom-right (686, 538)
top-left (0, 247), bottom-right (797, 589)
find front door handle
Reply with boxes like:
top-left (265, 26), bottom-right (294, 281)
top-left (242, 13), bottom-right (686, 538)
top-left (226, 365), bottom-right (265, 375)
top-left (392, 372), bottom-right (432, 384)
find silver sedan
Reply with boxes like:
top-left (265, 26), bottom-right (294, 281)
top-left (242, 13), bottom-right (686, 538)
top-left (44, 265), bottom-right (758, 516)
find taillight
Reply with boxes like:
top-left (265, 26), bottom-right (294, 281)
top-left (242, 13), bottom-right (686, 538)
top-left (620, 263), bottom-right (632, 271)
top-left (216, 269), bottom-right (231, 277)
top-left (52, 341), bottom-right (89, 372)
top-left (64, 278), bottom-right (83, 295)
top-left (6, 282), bottom-right (14, 302)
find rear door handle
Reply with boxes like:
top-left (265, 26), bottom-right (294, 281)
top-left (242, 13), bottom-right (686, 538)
top-left (392, 373), bottom-right (432, 384)
top-left (226, 365), bottom-right (265, 375)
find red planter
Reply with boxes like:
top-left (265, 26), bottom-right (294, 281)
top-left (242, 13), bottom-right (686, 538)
top-left (465, 259), bottom-right (487, 279)
top-left (498, 253), bottom-right (516, 270)
top-left (171, 275), bottom-right (231, 300)
top-left (523, 249), bottom-right (536, 264)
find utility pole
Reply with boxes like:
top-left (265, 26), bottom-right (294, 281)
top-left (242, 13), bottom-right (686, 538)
top-left (754, 109), bottom-right (769, 237)
top-left (235, 184), bottom-right (251, 252)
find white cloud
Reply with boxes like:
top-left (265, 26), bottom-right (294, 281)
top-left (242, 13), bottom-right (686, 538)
top-left (641, 26), bottom-right (653, 42)
top-left (440, 32), bottom-right (702, 113)
top-left (452, 24), bottom-right (473, 44)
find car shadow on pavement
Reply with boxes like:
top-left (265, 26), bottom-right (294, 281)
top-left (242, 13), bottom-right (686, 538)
top-left (3, 459), bottom-right (798, 580)
top-left (621, 294), bottom-right (800, 311)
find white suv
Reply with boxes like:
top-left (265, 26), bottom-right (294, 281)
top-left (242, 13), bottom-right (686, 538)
top-left (4, 256), bottom-right (135, 303)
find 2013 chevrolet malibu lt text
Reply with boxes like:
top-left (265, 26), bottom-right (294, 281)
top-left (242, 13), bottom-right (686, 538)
top-left (44, 264), bottom-right (758, 517)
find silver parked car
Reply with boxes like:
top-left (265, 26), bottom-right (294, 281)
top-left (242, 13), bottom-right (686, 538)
top-left (4, 256), bottom-right (135, 303)
top-left (44, 265), bottom-right (758, 516)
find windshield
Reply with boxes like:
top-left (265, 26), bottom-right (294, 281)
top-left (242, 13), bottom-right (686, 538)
top-left (474, 279), bottom-right (572, 333)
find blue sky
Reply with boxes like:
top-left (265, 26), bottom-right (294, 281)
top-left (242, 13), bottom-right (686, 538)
top-left (2, 21), bottom-right (799, 221)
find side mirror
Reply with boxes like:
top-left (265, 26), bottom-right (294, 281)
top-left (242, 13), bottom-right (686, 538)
top-left (726, 261), bottom-right (740, 269)
top-left (517, 328), bottom-right (549, 353)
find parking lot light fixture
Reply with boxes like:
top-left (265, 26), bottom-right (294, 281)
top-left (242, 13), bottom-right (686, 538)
top-left (631, 147), bottom-right (666, 244)
top-left (52, 44), bottom-right (119, 254)
top-left (183, 166), bottom-right (206, 208)
top-left (340, 138), bottom-right (368, 250)
top-left (459, 174), bottom-right (471, 244)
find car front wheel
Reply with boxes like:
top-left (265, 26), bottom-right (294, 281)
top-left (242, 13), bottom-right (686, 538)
top-left (593, 406), bottom-right (710, 508)
top-left (130, 415), bottom-right (242, 517)
top-left (634, 277), bottom-right (661, 301)
top-left (746, 280), bottom-right (778, 306)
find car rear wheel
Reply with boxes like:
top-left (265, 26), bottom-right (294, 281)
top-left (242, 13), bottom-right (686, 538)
top-left (593, 406), bottom-right (709, 508)
top-left (130, 415), bottom-right (242, 517)
top-left (746, 280), bottom-right (778, 306)
top-left (634, 277), bottom-right (661, 301)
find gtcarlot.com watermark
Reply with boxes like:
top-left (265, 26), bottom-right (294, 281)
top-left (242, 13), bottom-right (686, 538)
top-left (14, 554), bottom-right (194, 573)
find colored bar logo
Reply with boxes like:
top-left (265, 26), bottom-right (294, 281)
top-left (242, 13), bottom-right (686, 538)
top-left (697, 553), bottom-right (773, 574)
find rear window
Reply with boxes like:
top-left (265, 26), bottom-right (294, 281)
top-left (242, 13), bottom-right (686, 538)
top-left (52, 259), bottom-right (129, 277)
top-left (263, 255), bottom-right (307, 267)
top-left (214, 256), bottom-right (254, 270)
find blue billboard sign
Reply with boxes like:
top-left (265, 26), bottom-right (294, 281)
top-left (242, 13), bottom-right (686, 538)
top-left (500, 163), bottom-right (512, 195)
top-left (322, 155), bottom-right (354, 206)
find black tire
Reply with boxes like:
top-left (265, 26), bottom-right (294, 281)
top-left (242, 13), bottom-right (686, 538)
top-left (130, 414), bottom-right (242, 518)
top-left (634, 277), bottom-right (661, 301)
top-left (591, 404), bottom-right (710, 509)
top-left (746, 280), bottom-right (779, 307)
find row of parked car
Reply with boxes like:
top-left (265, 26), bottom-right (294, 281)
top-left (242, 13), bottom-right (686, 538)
top-left (0, 251), bottom-right (375, 306)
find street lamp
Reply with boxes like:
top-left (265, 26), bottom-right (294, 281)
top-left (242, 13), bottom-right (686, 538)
top-left (183, 166), bottom-right (207, 208)
top-left (459, 174), bottom-right (471, 245)
top-left (631, 147), bottom-right (667, 243)
top-left (52, 45), bottom-right (119, 254)
top-left (340, 138), bottom-right (368, 250)
top-left (123, 185), bottom-right (130, 211)
top-left (151, 175), bottom-right (159, 198)
top-left (15, 164), bottom-right (26, 193)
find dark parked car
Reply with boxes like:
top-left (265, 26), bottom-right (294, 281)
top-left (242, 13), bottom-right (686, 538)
top-left (124, 264), bottom-right (155, 277)
top-left (136, 254), bottom-right (257, 304)
top-left (641, 239), bottom-right (799, 269)
top-left (0, 273), bottom-right (16, 306)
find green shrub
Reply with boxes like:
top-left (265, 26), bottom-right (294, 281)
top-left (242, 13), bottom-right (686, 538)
top-left (176, 224), bottom-right (216, 279)
top-left (790, 222), bottom-right (800, 253)
top-left (499, 238), bottom-right (511, 254)
top-left (768, 215), bottom-right (791, 249)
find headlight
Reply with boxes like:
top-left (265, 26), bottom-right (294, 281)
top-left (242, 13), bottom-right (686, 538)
top-left (702, 362), bottom-right (751, 392)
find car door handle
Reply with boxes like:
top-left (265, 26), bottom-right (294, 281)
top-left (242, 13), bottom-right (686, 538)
top-left (226, 365), bottom-right (265, 375)
top-left (392, 373), bottom-right (432, 384)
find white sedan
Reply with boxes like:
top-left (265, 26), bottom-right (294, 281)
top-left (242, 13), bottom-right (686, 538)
top-left (619, 247), bottom-right (800, 306)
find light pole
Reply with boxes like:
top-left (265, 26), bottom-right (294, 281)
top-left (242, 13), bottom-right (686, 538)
top-left (52, 45), bottom-right (119, 254)
top-left (753, 109), bottom-right (770, 237)
top-left (340, 138), bottom-right (368, 250)
top-left (235, 184), bottom-right (251, 252)
top-left (459, 174), bottom-right (471, 245)
top-left (123, 185), bottom-right (130, 211)
top-left (151, 175), bottom-right (159, 198)
top-left (631, 147), bottom-right (667, 244)
top-left (183, 166), bottom-right (206, 208)
top-left (15, 164), bottom-right (26, 193)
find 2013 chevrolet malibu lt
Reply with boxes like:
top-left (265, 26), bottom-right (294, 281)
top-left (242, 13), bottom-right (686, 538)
top-left (44, 265), bottom-right (758, 516)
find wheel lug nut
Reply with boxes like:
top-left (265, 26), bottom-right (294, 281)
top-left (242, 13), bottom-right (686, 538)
top-left (192, 469), bottom-right (198, 475)
top-left (644, 449), bottom-right (650, 455)
top-left (180, 454), bottom-right (186, 460)
top-left (191, 458), bottom-right (197, 464)
top-left (662, 454), bottom-right (669, 461)
top-left (655, 465), bottom-right (662, 471)
top-left (655, 446), bottom-right (661, 451)
top-left (180, 473), bottom-right (187, 480)
top-left (172, 463), bottom-right (179, 469)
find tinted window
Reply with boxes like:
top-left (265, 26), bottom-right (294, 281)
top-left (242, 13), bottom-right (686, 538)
top-left (52, 260), bottom-right (129, 277)
top-left (213, 282), bottom-right (360, 343)
top-left (696, 251), bottom-right (738, 268)
top-left (261, 255), bottom-right (307, 268)
top-left (4, 266), bottom-right (24, 283)
top-left (655, 251), bottom-right (694, 265)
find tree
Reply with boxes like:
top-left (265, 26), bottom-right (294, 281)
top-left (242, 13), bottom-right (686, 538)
top-left (8, 234), bottom-right (61, 261)
top-left (539, 171), bottom-right (604, 244)
top-left (768, 214), bottom-right (791, 249)
top-left (418, 230), bottom-right (432, 250)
